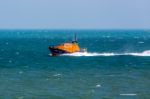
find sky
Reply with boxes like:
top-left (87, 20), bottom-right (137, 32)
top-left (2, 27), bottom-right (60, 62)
top-left (0, 0), bottom-right (150, 29)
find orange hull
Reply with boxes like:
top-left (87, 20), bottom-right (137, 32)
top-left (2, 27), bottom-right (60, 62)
top-left (54, 42), bottom-right (80, 53)
top-left (49, 41), bottom-right (80, 56)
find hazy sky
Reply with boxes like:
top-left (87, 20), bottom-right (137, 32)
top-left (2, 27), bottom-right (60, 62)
top-left (0, 0), bottom-right (150, 29)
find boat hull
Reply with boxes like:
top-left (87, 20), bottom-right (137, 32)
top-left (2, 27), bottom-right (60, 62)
top-left (49, 47), bottom-right (69, 56)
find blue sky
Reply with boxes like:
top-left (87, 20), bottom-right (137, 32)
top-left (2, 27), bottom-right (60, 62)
top-left (0, 0), bottom-right (150, 29)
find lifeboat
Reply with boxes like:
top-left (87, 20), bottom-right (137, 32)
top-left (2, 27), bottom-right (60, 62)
top-left (49, 35), bottom-right (86, 56)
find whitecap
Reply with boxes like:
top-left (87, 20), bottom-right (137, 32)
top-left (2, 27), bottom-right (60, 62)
top-left (95, 84), bottom-right (101, 88)
top-left (53, 74), bottom-right (61, 77)
top-left (120, 93), bottom-right (137, 96)
top-left (128, 50), bottom-right (150, 56)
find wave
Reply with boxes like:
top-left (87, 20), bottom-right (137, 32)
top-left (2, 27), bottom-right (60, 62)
top-left (120, 93), bottom-right (137, 96)
top-left (62, 50), bottom-right (150, 57)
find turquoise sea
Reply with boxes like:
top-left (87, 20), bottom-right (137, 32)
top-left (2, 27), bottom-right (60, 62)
top-left (0, 30), bottom-right (150, 99)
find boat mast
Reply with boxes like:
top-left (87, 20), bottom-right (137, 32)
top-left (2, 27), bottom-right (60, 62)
top-left (74, 34), bottom-right (77, 42)
top-left (72, 34), bottom-right (77, 43)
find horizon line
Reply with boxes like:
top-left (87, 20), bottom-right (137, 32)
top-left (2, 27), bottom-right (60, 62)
top-left (0, 28), bottom-right (150, 30)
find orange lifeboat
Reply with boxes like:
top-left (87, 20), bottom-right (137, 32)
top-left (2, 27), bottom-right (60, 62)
top-left (49, 35), bottom-right (85, 56)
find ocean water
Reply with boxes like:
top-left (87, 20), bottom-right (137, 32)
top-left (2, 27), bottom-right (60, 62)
top-left (0, 30), bottom-right (150, 99)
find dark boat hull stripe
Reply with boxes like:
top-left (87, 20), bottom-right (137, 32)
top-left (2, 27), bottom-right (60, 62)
top-left (49, 47), bottom-right (69, 56)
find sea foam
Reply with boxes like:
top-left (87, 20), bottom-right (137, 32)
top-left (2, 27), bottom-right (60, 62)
top-left (62, 50), bottom-right (150, 57)
top-left (120, 93), bottom-right (137, 96)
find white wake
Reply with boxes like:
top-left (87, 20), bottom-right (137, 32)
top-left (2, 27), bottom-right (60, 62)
top-left (62, 50), bottom-right (150, 57)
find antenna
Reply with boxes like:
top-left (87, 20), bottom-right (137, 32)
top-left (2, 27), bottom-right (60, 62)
top-left (75, 34), bottom-right (77, 42)
top-left (72, 34), bottom-right (77, 43)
